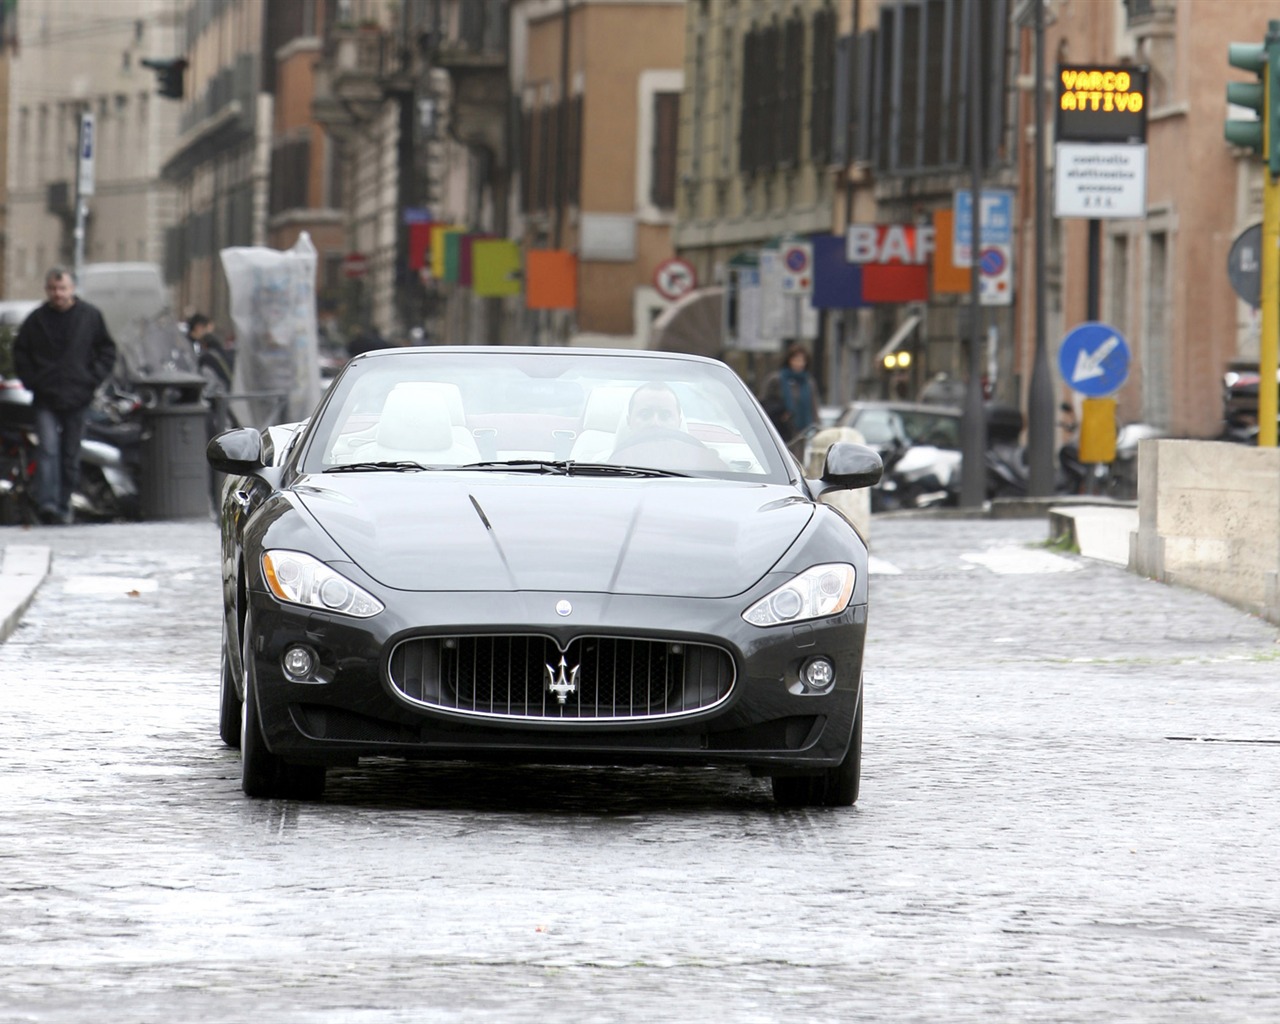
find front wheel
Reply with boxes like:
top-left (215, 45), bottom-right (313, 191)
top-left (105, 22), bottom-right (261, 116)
top-left (771, 696), bottom-right (862, 808)
top-left (240, 610), bottom-right (325, 800)
top-left (218, 621), bottom-right (241, 749)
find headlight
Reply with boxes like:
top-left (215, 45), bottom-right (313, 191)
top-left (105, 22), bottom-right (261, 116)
top-left (261, 550), bottom-right (384, 618)
top-left (742, 563), bottom-right (856, 627)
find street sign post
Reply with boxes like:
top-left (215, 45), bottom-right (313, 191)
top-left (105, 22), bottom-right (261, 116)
top-left (1058, 321), bottom-right (1131, 397)
top-left (953, 189), bottom-right (1012, 266)
top-left (652, 257), bottom-right (697, 302)
top-left (1228, 223), bottom-right (1262, 307)
top-left (73, 113), bottom-right (95, 280)
top-left (779, 241), bottom-right (813, 294)
top-left (342, 252), bottom-right (369, 279)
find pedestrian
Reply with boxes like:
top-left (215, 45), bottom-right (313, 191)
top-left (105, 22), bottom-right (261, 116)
top-left (187, 313), bottom-right (233, 392)
top-left (760, 344), bottom-right (820, 441)
top-left (13, 267), bottom-right (118, 525)
top-left (347, 324), bottom-right (391, 359)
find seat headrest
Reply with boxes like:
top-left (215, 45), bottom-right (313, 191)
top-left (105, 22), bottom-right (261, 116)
top-left (581, 386), bottom-right (635, 432)
top-left (377, 387), bottom-right (454, 451)
top-left (389, 381), bottom-right (466, 425)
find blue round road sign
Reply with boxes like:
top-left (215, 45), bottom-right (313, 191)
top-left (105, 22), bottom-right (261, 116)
top-left (1058, 321), bottom-right (1130, 397)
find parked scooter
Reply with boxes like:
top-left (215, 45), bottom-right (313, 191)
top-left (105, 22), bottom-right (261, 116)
top-left (0, 379), bottom-right (140, 523)
top-left (1056, 420), bottom-right (1165, 499)
top-left (876, 441), bottom-right (961, 510)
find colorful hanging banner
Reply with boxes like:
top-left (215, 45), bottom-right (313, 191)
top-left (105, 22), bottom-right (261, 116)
top-left (810, 233), bottom-right (865, 309)
top-left (472, 240), bottom-right (522, 297)
top-left (431, 224), bottom-right (466, 280)
top-left (443, 230), bottom-right (466, 283)
top-left (525, 250), bottom-right (577, 310)
top-left (932, 209), bottom-right (971, 295)
top-left (460, 234), bottom-right (495, 288)
top-left (408, 221), bottom-right (438, 272)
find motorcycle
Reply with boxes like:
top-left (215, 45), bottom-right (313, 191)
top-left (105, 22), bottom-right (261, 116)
top-left (0, 379), bottom-right (140, 523)
top-left (876, 441), bottom-right (961, 510)
top-left (1056, 420), bottom-right (1165, 499)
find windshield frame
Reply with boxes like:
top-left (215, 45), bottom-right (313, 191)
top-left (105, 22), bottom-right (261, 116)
top-left (291, 348), bottom-right (798, 485)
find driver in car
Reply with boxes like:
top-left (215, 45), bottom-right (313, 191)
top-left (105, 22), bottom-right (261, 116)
top-left (611, 383), bottom-right (727, 471)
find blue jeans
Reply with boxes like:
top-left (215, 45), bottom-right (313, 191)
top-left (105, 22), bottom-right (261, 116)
top-left (33, 403), bottom-right (87, 519)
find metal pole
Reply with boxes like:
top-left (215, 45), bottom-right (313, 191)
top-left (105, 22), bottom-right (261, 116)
top-left (1260, 20), bottom-right (1280, 448)
top-left (1086, 218), bottom-right (1101, 320)
top-left (960, 0), bottom-right (988, 508)
top-left (555, 0), bottom-right (570, 250)
top-left (73, 199), bottom-right (86, 281)
top-left (1026, 0), bottom-right (1055, 495)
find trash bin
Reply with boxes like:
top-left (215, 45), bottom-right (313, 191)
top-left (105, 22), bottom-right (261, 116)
top-left (133, 372), bottom-right (210, 519)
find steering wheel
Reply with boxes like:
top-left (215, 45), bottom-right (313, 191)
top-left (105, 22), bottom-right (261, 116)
top-left (610, 426), bottom-right (712, 456)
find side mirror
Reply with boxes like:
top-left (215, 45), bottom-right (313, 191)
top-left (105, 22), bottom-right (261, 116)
top-left (819, 441), bottom-right (883, 491)
top-left (207, 427), bottom-right (266, 475)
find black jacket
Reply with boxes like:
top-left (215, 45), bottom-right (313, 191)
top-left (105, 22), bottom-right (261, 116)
top-left (14, 300), bottom-right (117, 411)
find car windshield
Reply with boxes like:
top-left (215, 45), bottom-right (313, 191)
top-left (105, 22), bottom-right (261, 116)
top-left (297, 349), bottom-right (791, 482)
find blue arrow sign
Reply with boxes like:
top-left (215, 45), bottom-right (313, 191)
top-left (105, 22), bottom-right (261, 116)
top-left (1058, 321), bottom-right (1131, 397)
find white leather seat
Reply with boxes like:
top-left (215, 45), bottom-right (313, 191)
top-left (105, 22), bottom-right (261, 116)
top-left (569, 386), bottom-right (634, 461)
top-left (368, 384), bottom-right (480, 464)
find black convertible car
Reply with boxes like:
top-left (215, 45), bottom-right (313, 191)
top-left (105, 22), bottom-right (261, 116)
top-left (208, 347), bottom-right (881, 806)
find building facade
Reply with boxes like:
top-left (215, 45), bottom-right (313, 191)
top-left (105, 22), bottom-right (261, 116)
top-left (1015, 0), bottom-right (1276, 440)
top-left (5, 0), bottom-right (182, 300)
top-left (673, 0), bottom-right (1267, 439)
top-left (513, 0), bottom-right (686, 346)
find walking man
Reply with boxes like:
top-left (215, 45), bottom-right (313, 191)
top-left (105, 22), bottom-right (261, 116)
top-left (14, 267), bottom-right (117, 524)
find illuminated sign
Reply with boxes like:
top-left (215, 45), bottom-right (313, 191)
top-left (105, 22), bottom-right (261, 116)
top-left (1056, 64), bottom-right (1148, 144)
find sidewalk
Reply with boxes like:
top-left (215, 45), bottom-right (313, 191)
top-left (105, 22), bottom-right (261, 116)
top-left (0, 542), bottom-right (51, 643)
top-left (1047, 502), bottom-right (1139, 565)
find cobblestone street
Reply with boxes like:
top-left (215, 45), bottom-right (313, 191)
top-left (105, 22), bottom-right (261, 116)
top-left (1, 516), bottom-right (1278, 1023)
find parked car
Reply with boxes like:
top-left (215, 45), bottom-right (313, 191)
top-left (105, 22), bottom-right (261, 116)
top-left (836, 401), bottom-right (963, 509)
top-left (208, 346), bottom-right (883, 806)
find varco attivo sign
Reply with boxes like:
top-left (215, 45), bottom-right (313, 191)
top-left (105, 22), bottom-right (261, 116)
top-left (1056, 64), bottom-right (1149, 144)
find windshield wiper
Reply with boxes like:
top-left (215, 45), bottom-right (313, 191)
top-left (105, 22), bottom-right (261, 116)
top-left (461, 459), bottom-right (688, 479)
top-left (323, 460), bottom-right (433, 473)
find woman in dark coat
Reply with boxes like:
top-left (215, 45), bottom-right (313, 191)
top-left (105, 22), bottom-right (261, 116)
top-left (760, 344), bottom-right (820, 441)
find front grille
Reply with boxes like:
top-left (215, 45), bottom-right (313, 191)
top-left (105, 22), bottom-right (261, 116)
top-left (388, 634), bottom-right (736, 721)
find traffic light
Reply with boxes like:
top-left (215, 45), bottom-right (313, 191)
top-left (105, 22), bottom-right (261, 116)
top-left (1225, 42), bottom-right (1266, 156)
top-left (141, 58), bottom-right (187, 100)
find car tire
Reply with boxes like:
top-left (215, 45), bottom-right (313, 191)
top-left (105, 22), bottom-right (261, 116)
top-left (770, 772), bottom-right (824, 807)
top-left (218, 623), bottom-right (241, 749)
top-left (822, 697), bottom-right (863, 807)
top-left (771, 693), bottom-right (863, 808)
top-left (240, 610), bottom-right (326, 801)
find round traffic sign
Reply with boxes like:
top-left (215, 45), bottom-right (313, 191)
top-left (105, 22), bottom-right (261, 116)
top-left (342, 252), bottom-right (369, 279)
top-left (784, 246), bottom-right (810, 273)
top-left (1058, 321), bottom-right (1131, 397)
top-left (1227, 223), bottom-right (1261, 308)
top-left (979, 247), bottom-right (1006, 275)
top-left (653, 257), bottom-right (697, 301)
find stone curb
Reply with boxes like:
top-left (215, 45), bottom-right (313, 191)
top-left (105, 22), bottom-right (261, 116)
top-left (0, 544), bottom-right (51, 643)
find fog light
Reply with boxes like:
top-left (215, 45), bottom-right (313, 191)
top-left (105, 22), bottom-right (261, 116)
top-left (283, 645), bottom-right (316, 680)
top-left (800, 657), bottom-right (836, 694)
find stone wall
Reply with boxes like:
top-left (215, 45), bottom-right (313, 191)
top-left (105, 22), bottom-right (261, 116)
top-left (1132, 440), bottom-right (1280, 625)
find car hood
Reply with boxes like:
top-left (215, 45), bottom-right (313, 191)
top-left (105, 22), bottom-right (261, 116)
top-left (292, 473), bottom-right (813, 598)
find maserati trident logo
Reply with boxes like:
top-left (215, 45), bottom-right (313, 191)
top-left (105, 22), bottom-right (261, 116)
top-left (545, 655), bottom-right (581, 705)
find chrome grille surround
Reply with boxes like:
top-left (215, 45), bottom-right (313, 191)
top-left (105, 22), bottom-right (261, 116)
top-left (388, 634), bottom-right (737, 722)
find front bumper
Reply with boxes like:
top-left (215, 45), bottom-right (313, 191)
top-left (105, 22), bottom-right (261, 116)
top-left (244, 586), bottom-right (867, 773)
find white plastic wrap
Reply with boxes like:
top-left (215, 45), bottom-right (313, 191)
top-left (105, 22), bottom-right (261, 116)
top-left (220, 232), bottom-right (321, 427)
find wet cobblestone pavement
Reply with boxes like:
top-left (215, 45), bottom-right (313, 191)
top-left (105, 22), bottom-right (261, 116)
top-left (1, 516), bottom-right (1278, 1022)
